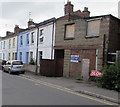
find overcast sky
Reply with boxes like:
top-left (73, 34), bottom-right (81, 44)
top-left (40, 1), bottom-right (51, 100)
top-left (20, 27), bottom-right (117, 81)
top-left (0, 0), bottom-right (119, 37)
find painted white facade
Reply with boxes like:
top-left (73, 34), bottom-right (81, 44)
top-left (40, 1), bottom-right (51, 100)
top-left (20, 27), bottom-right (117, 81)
top-left (7, 36), bottom-right (18, 60)
top-left (38, 22), bottom-right (55, 60)
top-left (0, 35), bottom-right (17, 60)
top-left (0, 18), bottom-right (55, 64)
top-left (0, 40), bottom-right (4, 59)
top-left (17, 18), bottom-right (55, 64)
top-left (0, 39), bottom-right (8, 60)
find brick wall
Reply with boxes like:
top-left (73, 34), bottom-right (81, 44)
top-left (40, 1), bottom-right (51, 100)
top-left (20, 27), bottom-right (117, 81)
top-left (63, 50), bottom-right (71, 77)
top-left (108, 16), bottom-right (120, 53)
top-left (55, 17), bottom-right (110, 47)
top-left (24, 64), bottom-right (40, 73)
top-left (55, 16), bottom-right (111, 70)
top-left (55, 15), bottom-right (120, 77)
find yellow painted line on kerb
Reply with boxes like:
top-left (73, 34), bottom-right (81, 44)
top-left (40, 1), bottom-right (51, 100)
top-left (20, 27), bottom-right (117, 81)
top-left (19, 75), bottom-right (116, 106)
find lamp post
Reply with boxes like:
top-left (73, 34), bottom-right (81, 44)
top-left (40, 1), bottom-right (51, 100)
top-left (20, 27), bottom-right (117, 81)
top-left (35, 25), bottom-right (39, 75)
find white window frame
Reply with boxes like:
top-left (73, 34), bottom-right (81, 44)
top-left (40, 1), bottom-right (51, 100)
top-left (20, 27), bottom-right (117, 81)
top-left (20, 36), bottom-right (23, 46)
top-left (26, 34), bottom-right (29, 45)
top-left (13, 38), bottom-right (15, 48)
top-left (20, 52), bottom-right (22, 61)
top-left (9, 39), bottom-right (11, 49)
top-left (8, 53), bottom-right (11, 60)
top-left (30, 51), bottom-right (33, 60)
top-left (3, 41), bottom-right (5, 49)
top-left (39, 29), bottom-right (44, 43)
top-left (31, 32), bottom-right (35, 44)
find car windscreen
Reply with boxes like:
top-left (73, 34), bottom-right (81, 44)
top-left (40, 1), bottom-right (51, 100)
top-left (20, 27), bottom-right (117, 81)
top-left (12, 61), bottom-right (23, 65)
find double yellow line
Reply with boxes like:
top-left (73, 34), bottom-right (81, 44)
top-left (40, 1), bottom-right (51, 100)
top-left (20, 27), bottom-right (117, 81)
top-left (19, 75), bottom-right (117, 106)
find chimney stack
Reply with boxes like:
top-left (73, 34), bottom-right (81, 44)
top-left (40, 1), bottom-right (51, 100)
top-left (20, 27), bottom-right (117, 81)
top-left (64, 0), bottom-right (74, 15)
top-left (14, 25), bottom-right (20, 34)
top-left (6, 31), bottom-right (13, 36)
top-left (28, 19), bottom-right (35, 28)
top-left (82, 7), bottom-right (90, 17)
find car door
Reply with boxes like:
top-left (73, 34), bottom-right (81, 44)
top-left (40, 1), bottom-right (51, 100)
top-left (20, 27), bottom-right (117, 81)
top-left (5, 61), bottom-right (11, 71)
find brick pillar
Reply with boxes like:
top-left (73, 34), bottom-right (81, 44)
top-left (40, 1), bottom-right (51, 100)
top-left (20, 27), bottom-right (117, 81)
top-left (63, 50), bottom-right (71, 77)
top-left (116, 51), bottom-right (120, 67)
top-left (97, 48), bottom-right (103, 70)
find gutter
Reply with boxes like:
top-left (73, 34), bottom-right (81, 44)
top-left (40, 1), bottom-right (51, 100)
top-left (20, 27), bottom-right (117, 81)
top-left (51, 19), bottom-right (55, 59)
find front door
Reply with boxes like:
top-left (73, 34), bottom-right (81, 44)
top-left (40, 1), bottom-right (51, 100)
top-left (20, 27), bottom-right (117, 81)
top-left (55, 50), bottom-right (64, 77)
top-left (81, 59), bottom-right (90, 80)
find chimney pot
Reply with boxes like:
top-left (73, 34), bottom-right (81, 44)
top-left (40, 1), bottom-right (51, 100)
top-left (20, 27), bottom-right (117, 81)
top-left (14, 25), bottom-right (20, 34)
top-left (64, 0), bottom-right (74, 15)
top-left (6, 31), bottom-right (13, 36)
top-left (82, 7), bottom-right (90, 17)
top-left (28, 19), bottom-right (35, 28)
top-left (84, 7), bottom-right (88, 11)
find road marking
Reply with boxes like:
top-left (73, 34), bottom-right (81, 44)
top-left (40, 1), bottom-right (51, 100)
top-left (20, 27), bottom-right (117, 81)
top-left (18, 75), bottom-right (118, 105)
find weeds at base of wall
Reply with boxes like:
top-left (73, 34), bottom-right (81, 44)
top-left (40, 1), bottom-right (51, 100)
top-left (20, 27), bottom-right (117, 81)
top-left (29, 58), bottom-right (35, 65)
top-left (95, 64), bottom-right (120, 92)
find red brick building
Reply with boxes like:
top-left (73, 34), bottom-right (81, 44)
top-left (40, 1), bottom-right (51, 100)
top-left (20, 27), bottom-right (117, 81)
top-left (54, 1), bottom-right (120, 79)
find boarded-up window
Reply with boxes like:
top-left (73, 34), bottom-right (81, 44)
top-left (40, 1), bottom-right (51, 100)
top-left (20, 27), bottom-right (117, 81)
top-left (65, 24), bottom-right (75, 38)
top-left (87, 20), bottom-right (100, 37)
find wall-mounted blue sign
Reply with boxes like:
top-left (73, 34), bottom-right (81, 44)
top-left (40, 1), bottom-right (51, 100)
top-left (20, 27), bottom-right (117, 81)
top-left (70, 55), bottom-right (80, 63)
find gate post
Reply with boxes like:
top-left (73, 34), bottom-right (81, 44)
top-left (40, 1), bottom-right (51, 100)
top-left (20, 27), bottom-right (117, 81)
top-left (63, 50), bottom-right (71, 77)
top-left (116, 50), bottom-right (120, 67)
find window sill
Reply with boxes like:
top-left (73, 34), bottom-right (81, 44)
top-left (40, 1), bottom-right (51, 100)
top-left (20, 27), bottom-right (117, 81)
top-left (85, 35), bottom-right (99, 38)
top-left (39, 42), bottom-right (43, 44)
top-left (64, 37), bottom-right (75, 40)
top-left (30, 43), bottom-right (34, 45)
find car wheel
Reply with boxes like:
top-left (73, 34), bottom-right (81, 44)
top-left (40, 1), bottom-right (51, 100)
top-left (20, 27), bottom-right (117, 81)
top-left (8, 69), bottom-right (11, 74)
top-left (3, 68), bottom-right (5, 72)
top-left (21, 71), bottom-right (25, 74)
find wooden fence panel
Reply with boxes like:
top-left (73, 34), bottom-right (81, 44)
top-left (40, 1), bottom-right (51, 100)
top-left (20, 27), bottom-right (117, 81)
top-left (40, 59), bottom-right (56, 77)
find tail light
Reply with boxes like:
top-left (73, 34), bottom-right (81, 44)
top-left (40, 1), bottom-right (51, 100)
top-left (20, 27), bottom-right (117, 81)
top-left (2, 61), bottom-right (4, 65)
top-left (11, 62), bottom-right (14, 67)
top-left (12, 62), bottom-right (14, 65)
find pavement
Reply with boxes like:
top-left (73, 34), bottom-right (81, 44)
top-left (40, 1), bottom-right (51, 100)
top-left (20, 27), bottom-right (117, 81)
top-left (19, 71), bottom-right (120, 105)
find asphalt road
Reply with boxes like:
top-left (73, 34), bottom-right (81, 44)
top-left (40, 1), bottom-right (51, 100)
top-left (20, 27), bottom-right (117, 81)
top-left (2, 71), bottom-right (115, 106)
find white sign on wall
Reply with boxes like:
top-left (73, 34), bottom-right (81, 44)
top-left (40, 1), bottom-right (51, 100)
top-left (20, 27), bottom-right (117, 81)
top-left (81, 59), bottom-right (90, 80)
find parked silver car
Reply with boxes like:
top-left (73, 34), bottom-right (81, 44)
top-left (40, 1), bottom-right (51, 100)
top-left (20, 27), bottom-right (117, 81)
top-left (3, 60), bottom-right (25, 74)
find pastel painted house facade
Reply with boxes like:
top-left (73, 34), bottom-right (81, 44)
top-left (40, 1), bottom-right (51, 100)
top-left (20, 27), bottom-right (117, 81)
top-left (17, 18), bottom-right (56, 65)
top-left (0, 25), bottom-right (24, 61)
top-left (0, 37), bottom-right (8, 60)
top-left (0, 32), bottom-right (18, 61)
top-left (17, 29), bottom-right (33, 63)
top-left (0, 37), bottom-right (2, 59)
